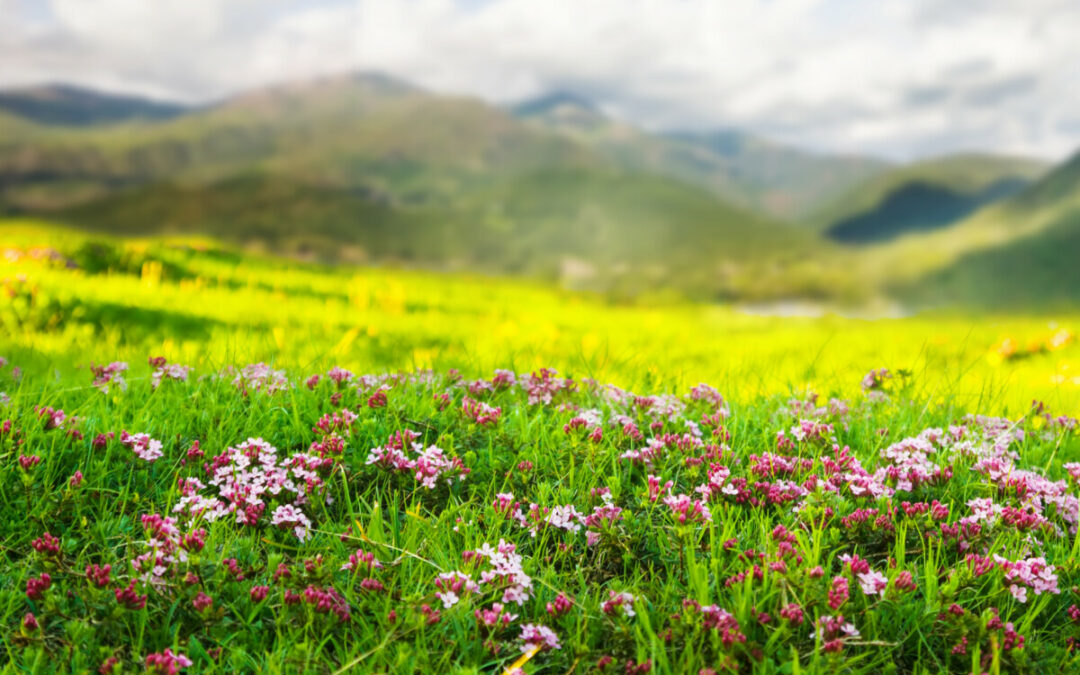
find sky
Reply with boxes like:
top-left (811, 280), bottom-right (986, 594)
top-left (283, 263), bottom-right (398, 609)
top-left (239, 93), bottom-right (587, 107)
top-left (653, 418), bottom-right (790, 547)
top-left (2, 0), bottom-right (1079, 161)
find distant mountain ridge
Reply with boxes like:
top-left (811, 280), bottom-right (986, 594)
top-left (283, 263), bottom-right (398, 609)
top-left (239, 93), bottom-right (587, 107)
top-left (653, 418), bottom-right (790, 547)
top-left (811, 153), bottom-right (1049, 243)
top-left (509, 92), bottom-right (891, 219)
top-left (0, 74), bottom-right (828, 300)
top-left (0, 84), bottom-right (189, 126)
top-left (0, 73), bottom-right (1070, 306)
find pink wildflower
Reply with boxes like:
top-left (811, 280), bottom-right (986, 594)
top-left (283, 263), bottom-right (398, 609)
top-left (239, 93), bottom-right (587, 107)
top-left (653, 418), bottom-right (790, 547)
top-left (120, 431), bottom-right (163, 463)
top-left (145, 648), bottom-right (192, 674)
top-left (520, 623), bottom-right (561, 652)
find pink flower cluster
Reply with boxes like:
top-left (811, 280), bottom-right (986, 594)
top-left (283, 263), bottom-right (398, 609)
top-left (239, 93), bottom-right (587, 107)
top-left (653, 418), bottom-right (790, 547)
top-left (172, 438), bottom-right (328, 541)
top-left (365, 430), bottom-right (470, 489)
top-left (121, 431), bottom-right (164, 463)
top-left (90, 361), bottom-right (128, 393)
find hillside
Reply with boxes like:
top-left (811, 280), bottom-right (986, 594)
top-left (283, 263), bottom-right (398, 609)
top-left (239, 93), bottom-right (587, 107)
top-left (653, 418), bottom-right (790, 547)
top-left (3, 75), bottom-right (1072, 306)
top-left (0, 75), bottom-right (841, 300)
top-left (662, 130), bottom-right (891, 220)
top-left (512, 92), bottom-right (889, 220)
top-left (56, 167), bottom-right (827, 299)
top-left (898, 151), bottom-right (1080, 307)
top-left (0, 83), bottom-right (188, 126)
top-left (811, 153), bottom-right (1049, 243)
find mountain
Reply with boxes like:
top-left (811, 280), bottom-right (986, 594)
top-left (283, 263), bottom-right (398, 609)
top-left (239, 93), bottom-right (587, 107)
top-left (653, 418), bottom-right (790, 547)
top-left (510, 93), bottom-right (889, 220)
top-left (897, 151), bottom-right (1080, 307)
top-left (0, 84), bottom-right (188, 126)
top-left (663, 130), bottom-right (891, 220)
top-left (811, 153), bottom-right (1049, 243)
top-left (511, 91), bottom-right (609, 134)
top-left (0, 74), bottom-right (830, 300)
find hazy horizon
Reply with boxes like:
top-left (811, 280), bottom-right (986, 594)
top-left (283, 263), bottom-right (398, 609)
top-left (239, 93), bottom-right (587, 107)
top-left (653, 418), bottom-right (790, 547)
top-left (3, 0), bottom-right (1080, 162)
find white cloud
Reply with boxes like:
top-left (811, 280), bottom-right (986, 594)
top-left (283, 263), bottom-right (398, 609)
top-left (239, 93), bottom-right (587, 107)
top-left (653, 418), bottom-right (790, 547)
top-left (2, 0), bottom-right (1079, 160)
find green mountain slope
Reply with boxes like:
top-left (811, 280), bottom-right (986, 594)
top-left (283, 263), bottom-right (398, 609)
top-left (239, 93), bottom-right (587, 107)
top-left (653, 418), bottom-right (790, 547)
top-left (661, 130), bottom-right (890, 220)
top-left (56, 167), bottom-right (825, 299)
top-left (811, 154), bottom-right (1049, 243)
top-left (897, 151), bottom-right (1080, 307)
top-left (0, 84), bottom-right (188, 126)
top-left (511, 93), bottom-right (890, 220)
top-left (0, 74), bottom-right (839, 300)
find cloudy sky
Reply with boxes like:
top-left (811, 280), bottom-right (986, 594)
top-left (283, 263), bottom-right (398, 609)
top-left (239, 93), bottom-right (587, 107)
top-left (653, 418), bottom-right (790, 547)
top-left (2, 0), bottom-right (1079, 160)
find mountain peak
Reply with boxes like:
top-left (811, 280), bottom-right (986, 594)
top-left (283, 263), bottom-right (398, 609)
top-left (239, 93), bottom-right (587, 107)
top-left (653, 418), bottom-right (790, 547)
top-left (512, 90), bottom-right (600, 117)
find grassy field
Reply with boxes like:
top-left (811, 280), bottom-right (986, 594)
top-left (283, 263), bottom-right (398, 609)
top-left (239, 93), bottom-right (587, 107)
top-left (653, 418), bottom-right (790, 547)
top-left (3, 220), bottom-right (1080, 414)
top-left (4, 221), bottom-right (1080, 673)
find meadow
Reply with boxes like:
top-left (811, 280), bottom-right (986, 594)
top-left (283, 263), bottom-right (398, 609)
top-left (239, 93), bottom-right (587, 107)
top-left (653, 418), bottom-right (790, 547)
top-left (4, 220), bottom-right (1080, 673)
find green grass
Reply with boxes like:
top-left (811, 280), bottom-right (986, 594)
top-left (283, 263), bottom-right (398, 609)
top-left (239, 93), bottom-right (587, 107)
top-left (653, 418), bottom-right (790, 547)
top-left (5, 221), bottom-right (1080, 673)
top-left (4, 219), bottom-right (1080, 414)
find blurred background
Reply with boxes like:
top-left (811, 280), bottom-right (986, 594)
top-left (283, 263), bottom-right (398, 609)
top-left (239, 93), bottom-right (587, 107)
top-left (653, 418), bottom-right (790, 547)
top-left (1, 0), bottom-right (1079, 310)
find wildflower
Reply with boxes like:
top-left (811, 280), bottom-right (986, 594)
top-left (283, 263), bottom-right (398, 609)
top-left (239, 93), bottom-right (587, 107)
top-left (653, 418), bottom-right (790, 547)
top-left (699, 605), bottom-right (746, 647)
top-left (475, 602), bottom-right (518, 628)
top-left (86, 564), bottom-right (112, 587)
top-left (145, 648), bottom-right (192, 674)
top-left (839, 553), bottom-right (871, 575)
top-left (463, 397), bottom-right (502, 426)
top-left (26, 572), bottom-right (51, 599)
top-left (1002, 623), bottom-right (1026, 651)
top-left (303, 585), bottom-right (351, 621)
top-left (600, 591), bottom-right (637, 617)
top-left (31, 532), bottom-right (61, 556)
top-left (827, 576), bottom-right (849, 610)
top-left (812, 614), bottom-right (860, 645)
top-left (18, 454), bottom-right (41, 470)
top-left (420, 604), bottom-right (442, 625)
top-left (861, 368), bottom-right (892, 392)
top-left (192, 592), bottom-right (213, 612)
top-left (36, 405), bottom-right (74, 430)
top-left (250, 585), bottom-right (269, 602)
top-left (411, 445), bottom-right (470, 489)
top-left (546, 592), bottom-right (573, 616)
top-left (520, 623), bottom-right (561, 652)
top-left (493, 492), bottom-right (517, 514)
top-left (230, 363), bottom-right (289, 395)
top-left (994, 555), bottom-right (1059, 603)
top-left (115, 580), bottom-right (148, 609)
top-left (70, 470), bottom-right (84, 487)
top-left (857, 569), bottom-right (888, 597)
top-left (893, 570), bottom-right (917, 592)
top-left (434, 571), bottom-right (480, 608)
top-left (121, 431), bottom-right (163, 463)
top-left (647, 474), bottom-right (673, 502)
top-left (779, 602), bottom-right (804, 625)
top-left (662, 493), bottom-right (712, 524)
top-left (367, 390), bottom-right (388, 408)
top-left (493, 369), bottom-right (517, 388)
top-left (473, 539), bottom-right (534, 606)
top-left (151, 362), bottom-right (191, 389)
top-left (90, 361), bottom-right (128, 393)
top-left (22, 612), bottom-right (38, 631)
top-left (341, 548), bottom-right (383, 573)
